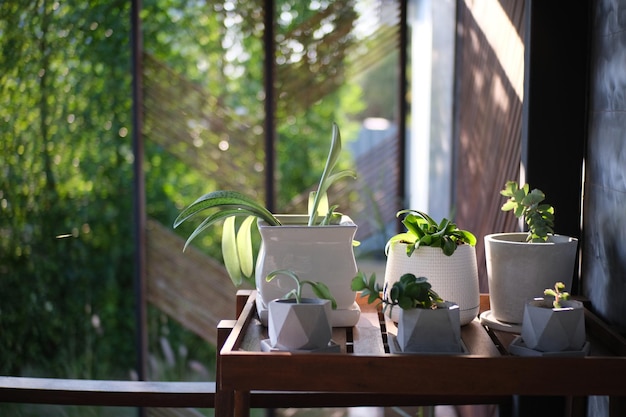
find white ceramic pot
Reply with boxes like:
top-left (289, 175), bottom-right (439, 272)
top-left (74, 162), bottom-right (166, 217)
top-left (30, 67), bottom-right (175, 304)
top-left (396, 302), bottom-right (463, 353)
top-left (255, 215), bottom-right (359, 327)
top-left (268, 298), bottom-right (332, 351)
top-left (520, 298), bottom-right (586, 352)
top-left (384, 242), bottom-right (479, 325)
top-left (484, 233), bottom-right (578, 325)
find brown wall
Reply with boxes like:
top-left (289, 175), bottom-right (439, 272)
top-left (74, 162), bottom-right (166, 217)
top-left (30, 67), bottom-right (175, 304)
top-left (453, 0), bottom-right (525, 292)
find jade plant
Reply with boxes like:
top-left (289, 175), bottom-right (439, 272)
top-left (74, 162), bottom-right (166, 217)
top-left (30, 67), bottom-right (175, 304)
top-left (266, 269), bottom-right (337, 309)
top-left (173, 123), bottom-right (355, 287)
top-left (544, 281), bottom-right (570, 308)
top-left (386, 209), bottom-right (477, 257)
top-left (351, 272), bottom-right (443, 316)
top-left (500, 181), bottom-right (555, 242)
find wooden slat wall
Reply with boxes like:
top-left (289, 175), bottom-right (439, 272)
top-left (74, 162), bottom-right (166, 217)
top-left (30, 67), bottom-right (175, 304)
top-left (145, 218), bottom-right (238, 345)
top-left (453, 0), bottom-right (526, 292)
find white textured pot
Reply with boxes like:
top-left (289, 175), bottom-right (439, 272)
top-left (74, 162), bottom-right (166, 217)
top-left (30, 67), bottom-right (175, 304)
top-left (268, 298), bottom-right (332, 351)
top-left (521, 298), bottom-right (586, 352)
top-left (384, 242), bottom-right (479, 325)
top-left (255, 215), bottom-right (359, 327)
top-left (397, 302), bottom-right (463, 353)
top-left (484, 233), bottom-right (578, 325)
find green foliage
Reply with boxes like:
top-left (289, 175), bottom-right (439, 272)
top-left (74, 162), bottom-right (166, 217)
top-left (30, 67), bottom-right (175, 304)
top-left (174, 123), bottom-right (356, 287)
top-left (544, 282), bottom-right (570, 309)
top-left (0, 0), bottom-right (380, 394)
top-left (386, 210), bottom-right (476, 257)
top-left (266, 269), bottom-right (337, 309)
top-left (500, 181), bottom-right (555, 242)
top-left (0, 0), bottom-right (136, 378)
top-left (351, 272), bottom-right (443, 316)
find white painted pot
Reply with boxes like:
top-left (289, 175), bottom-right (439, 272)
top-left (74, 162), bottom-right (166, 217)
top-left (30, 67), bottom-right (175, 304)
top-left (397, 302), bottom-right (463, 353)
top-left (484, 233), bottom-right (578, 325)
top-left (384, 242), bottom-right (479, 325)
top-left (268, 298), bottom-right (332, 351)
top-left (255, 215), bottom-right (359, 327)
top-left (521, 298), bottom-right (586, 352)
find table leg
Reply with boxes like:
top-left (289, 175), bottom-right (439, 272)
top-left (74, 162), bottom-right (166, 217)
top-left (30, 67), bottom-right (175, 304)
top-left (234, 390), bottom-right (251, 417)
top-left (610, 396), bottom-right (626, 417)
top-left (216, 390), bottom-right (235, 417)
top-left (217, 320), bottom-right (237, 417)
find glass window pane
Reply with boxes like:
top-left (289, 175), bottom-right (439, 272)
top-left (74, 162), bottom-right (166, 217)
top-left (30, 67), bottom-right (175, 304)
top-left (273, 0), bottom-right (402, 260)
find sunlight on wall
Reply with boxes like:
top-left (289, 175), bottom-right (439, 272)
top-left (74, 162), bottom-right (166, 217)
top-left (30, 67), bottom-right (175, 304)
top-left (467, 0), bottom-right (524, 102)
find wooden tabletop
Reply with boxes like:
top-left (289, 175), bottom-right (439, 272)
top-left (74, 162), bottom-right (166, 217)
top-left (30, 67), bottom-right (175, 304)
top-left (216, 291), bottom-right (626, 417)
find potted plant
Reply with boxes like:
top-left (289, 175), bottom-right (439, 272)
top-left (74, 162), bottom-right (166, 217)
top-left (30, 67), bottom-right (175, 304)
top-left (173, 123), bottom-right (360, 327)
top-left (352, 272), bottom-right (463, 353)
top-left (383, 210), bottom-right (479, 325)
top-left (483, 181), bottom-right (579, 329)
top-left (511, 282), bottom-right (587, 356)
top-left (263, 269), bottom-right (338, 352)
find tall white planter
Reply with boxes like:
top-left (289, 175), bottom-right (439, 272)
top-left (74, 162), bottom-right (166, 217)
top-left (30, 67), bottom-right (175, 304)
top-left (484, 233), bottom-right (578, 326)
top-left (384, 242), bottom-right (479, 325)
top-left (255, 215), bottom-right (359, 327)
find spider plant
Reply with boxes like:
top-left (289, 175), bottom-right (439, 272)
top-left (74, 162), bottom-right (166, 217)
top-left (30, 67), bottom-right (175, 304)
top-left (173, 123), bottom-right (355, 287)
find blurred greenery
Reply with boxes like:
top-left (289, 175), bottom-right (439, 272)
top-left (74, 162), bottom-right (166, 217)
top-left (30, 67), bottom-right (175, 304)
top-left (0, 1), bottom-right (395, 409)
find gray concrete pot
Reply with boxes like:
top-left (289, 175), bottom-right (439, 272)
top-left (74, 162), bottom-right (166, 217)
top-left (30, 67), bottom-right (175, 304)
top-left (520, 298), bottom-right (586, 352)
top-left (396, 301), bottom-right (463, 353)
top-left (484, 233), bottom-right (578, 325)
top-left (267, 298), bottom-right (332, 351)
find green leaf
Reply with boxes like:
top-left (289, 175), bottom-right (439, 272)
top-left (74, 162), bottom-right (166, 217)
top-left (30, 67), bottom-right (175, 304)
top-left (351, 274), bottom-right (366, 291)
top-left (174, 190), bottom-right (280, 228)
top-left (310, 282), bottom-right (337, 309)
top-left (308, 123), bottom-right (355, 226)
top-left (236, 216), bottom-right (256, 279)
top-left (222, 216), bottom-right (243, 287)
top-left (182, 208), bottom-right (248, 251)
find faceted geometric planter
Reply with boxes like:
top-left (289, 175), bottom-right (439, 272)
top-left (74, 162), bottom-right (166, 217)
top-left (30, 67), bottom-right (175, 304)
top-left (520, 298), bottom-right (586, 352)
top-left (396, 302), bottom-right (463, 353)
top-left (267, 298), bottom-right (332, 351)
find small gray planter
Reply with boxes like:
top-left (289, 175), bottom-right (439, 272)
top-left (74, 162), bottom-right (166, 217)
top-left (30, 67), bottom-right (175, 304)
top-left (267, 298), bottom-right (333, 351)
top-left (520, 298), bottom-right (586, 352)
top-left (396, 302), bottom-right (463, 353)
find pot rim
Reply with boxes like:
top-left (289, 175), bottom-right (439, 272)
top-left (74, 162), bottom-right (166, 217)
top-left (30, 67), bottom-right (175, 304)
top-left (526, 297), bottom-right (584, 311)
top-left (400, 301), bottom-right (459, 311)
top-left (485, 232), bottom-right (578, 245)
top-left (269, 297), bottom-right (331, 306)
top-left (258, 214), bottom-right (356, 228)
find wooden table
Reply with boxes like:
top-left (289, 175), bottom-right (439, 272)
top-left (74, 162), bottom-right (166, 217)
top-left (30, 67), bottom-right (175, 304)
top-left (216, 291), bottom-right (626, 417)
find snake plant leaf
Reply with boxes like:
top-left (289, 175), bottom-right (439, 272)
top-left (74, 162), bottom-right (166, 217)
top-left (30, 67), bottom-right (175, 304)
top-left (308, 191), bottom-right (329, 218)
top-left (318, 205), bottom-right (340, 225)
top-left (308, 123), bottom-right (342, 226)
top-left (173, 190), bottom-right (280, 228)
top-left (222, 216), bottom-right (243, 287)
top-left (236, 216), bottom-right (256, 280)
top-left (182, 208), bottom-right (249, 251)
